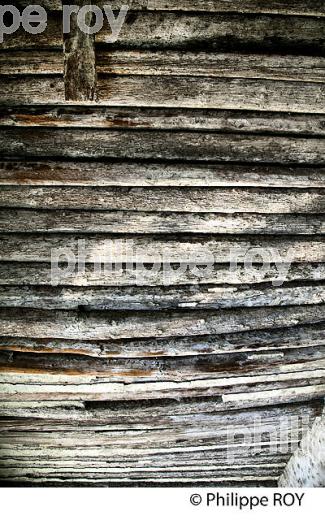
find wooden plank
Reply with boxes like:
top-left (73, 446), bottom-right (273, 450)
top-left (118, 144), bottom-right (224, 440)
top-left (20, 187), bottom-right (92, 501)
top-left (1, 162), bottom-right (324, 187)
top-left (1, 283), bottom-right (325, 311)
top-left (2, 51), bottom-right (325, 83)
top-left (1, 262), bottom-right (324, 287)
top-left (1, 368), bottom-right (324, 402)
top-left (2, 76), bottom-right (325, 114)
top-left (1, 209), bottom-right (324, 234)
top-left (1, 129), bottom-right (325, 163)
top-left (0, 51), bottom-right (63, 75)
top-left (63, 0), bottom-right (96, 101)
top-left (4, 12), bottom-right (325, 52)
top-left (1, 187), bottom-right (324, 213)
top-left (1, 322), bottom-right (324, 358)
top-left (11, 1), bottom-right (325, 17)
top-left (0, 13), bottom-right (62, 49)
top-left (1, 107), bottom-right (325, 137)
top-left (96, 51), bottom-right (325, 82)
top-left (1, 346), bottom-right (324, 380)
top-left (97, 12), bottom-right (325, 54)
top-left (0, 304), bottom-right (324, 340)
top-left (0, 235), bottom-right (324, 263)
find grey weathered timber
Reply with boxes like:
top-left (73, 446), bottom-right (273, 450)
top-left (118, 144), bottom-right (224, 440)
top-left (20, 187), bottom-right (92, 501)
top-left (0, 305), bottom-right (324, 340)
top-left (63, 0), bottom-right (96, 101)
top-left (3, 12), bottom-right (325, 52)
top-left (1, 129), bottom-right (325, 162)
top-left (1, 262), bottom-right (324, 287)
top-left (1, 107), bottom-right (325, 137)
top-left (278, 414), bottom-right (325, 487)
top-left (1, 283), bottom-right (325, 311)
top-left (0, 322), bottom-right (324, 357)
top-left (1, 187), bottom-right (324, 213)
top-left (0, 235), bottom-right (324, 263)
top-left (2, 51), bottom-right (325, 83)
top-left (1, 161), bottom-right (324, 187)
top-left (1, 76), bottom-right (325, 114)
top-left (1, 209), bottom-right (324, 234)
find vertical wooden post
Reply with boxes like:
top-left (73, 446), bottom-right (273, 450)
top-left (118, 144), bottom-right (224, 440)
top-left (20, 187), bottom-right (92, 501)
top-left (278, 415), bottom-right (325, 487)
top-left (63, 0), bottom-right (96, 101)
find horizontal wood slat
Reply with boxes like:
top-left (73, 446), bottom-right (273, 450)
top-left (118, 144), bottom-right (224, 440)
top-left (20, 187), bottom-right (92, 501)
top-left (0, 235), bottom-right (324, 263)
top-left (0, 322), bottom-right (324, 357)
top-left (1, 187), bottom-right (323, 213)
top-left (1, 209), bottom-right (324, 234)
top-left (1, 162), bottom-right (324, 187)
top-left (2, 76), bottom-right (325, 114)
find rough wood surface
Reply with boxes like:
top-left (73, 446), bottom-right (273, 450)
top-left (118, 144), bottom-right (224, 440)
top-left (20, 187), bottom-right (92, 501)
top-left (1, 186), bottom-right (324, 213)
top-left (2, 76), bottom-right (325, 114)
top-left (0, 235), bottom-right (324, 263)
top-left (3, 51), bottom-right (325, 83)
top-left (1, 0), bottom-right (325, 487)
top-left (1, 262), bottom-right (324, 287)
top-left (1, 283), bottom-right (325, 311)
top-left (1, 304), bottom-right (324, 340)
top-left (1, 107), bottom-right (325, 137)
top-left (63, 0), bottom-right (96, 101)
top-left (1, 209), bottom-right (324, 234)
top-left (11, 1), bottom-right (325, 16)
top-left (3, 11), bottom-right (325, 52)
top-left (278, 414), bottom-right (325, 487)
top-left (0, 321), bottom-right (324, 357)
top-left (1, 161), bottom-right (324, 187)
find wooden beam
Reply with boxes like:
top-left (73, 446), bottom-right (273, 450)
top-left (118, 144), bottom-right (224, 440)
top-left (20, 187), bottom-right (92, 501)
top-left (63, 0), bottom-right (96, 101)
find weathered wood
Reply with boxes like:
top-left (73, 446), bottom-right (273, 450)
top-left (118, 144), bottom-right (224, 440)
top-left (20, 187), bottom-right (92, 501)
top-left (1, 106), bottom-right (325, 137)
top-left (1, 161), bottom-right (324, 187)
top-left (0, 346), bottom-right (324, 381)
top-left (0, 12), bottom-right (62, 49)
top-left (1, 262), bottom-right (324, 287)
top-left (1, 368), bottom-right (324, 403)
top-left (0, 235), bottom-right (324, 263)
top-left (2, 76), bottom-right (325, 114)
top-left (63, 0), bottom-right (96, 101)
top-left (1, 283), bottom-right (325, 311)
top-left (0, 305), bottom-right (324, 340)
top-left (0, 51), bottom-right (63, 75)
top-left (1, 209), bottom-right (324, 235)
top-left (278, 415), bottom-right (325, 487)
top-left (1, 322), bottom-right (324, 358)
top-left (1, 187), bottom-right (324, 213)
top-left (2, 51), bottom-right (325, 83)
top-left (11, 1), bottom-right (325, 17)
top-left (4, 12), bottom-right (325, 52)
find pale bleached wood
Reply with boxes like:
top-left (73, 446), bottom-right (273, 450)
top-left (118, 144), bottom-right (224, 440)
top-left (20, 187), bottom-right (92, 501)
top-left (1, 262), bottom-right (324, 287)
top-left (278, 415), bottom-right (325, 487)
top-left (0, 322), bottom-right (324, 357)
top-left (2, 76), bottom-right (325, 114)
top-left (0, 305), bottom-right (324, 340)
top-left (1, 187), bottom-right (324, 213)
top-left (0, 235), bottom-right (324, 263)
top-left (1, 283), bottom-right (325, 311)
top-left (0, 162), bottom-right (324, 187)
top-left (2, 51), bottom-right (325, 83)
top-left (1, 209), bottom-right (324, 234)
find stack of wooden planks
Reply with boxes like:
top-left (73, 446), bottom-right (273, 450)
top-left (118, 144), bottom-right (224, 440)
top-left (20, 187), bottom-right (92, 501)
top-left (0, 0), bottom-right (324, 486)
